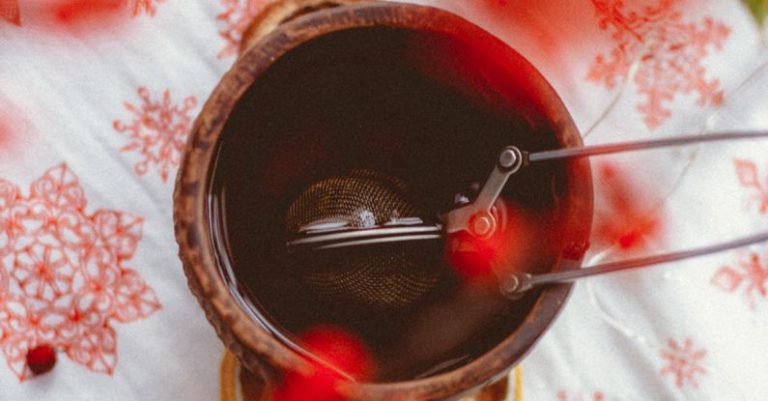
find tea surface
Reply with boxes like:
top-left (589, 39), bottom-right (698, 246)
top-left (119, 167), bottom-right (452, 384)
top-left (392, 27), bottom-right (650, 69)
top-left (208, 27), bottom-right (571, 382)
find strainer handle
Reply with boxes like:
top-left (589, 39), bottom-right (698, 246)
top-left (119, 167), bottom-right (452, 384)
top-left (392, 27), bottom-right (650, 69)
top-left (526, 130), bottom-right (768, 163)
top-left (502, 230), bottom-right (768, 295)
top-left (500, 130), bottom-right (768, 296)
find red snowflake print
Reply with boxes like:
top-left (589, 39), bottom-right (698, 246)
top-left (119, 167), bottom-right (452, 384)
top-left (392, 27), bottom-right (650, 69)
top-left (588, 0), bottom-right (730, 129)
top-left (659, 337), bottom-right (707, 388)
top-left (127, 0), bottom-right (166, 16)
top-left (217, 0), bottom-right (270, 58)
top-left (593, 163), bottom-right (663, 253)
top-left (557, 390), bottom-right (605, 401)
top-left (734, 159), bottom-right (768, 214)
top-left (712, 249), bottom-right (768, 308)
top-left (0, 0), bottom-right (20, 25)
top-left (113, 87), bottom-right (198, 182)
top-left (0, 164), bottom-right (160, 380)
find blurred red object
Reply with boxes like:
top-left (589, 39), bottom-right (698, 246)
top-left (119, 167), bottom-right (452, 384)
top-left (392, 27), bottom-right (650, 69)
top-left (593, 162), bottom-right (663, 253)
top-left (273, 326), bottom-right (373, 401)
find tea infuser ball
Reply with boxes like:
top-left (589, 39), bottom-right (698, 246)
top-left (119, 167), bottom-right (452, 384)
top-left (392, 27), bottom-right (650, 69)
top-left (284, 169), bottom-right (445, 311)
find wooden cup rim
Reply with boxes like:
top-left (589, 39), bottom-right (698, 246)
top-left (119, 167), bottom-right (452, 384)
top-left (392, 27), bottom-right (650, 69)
top-left (173, 2), bottom-right (593, 400)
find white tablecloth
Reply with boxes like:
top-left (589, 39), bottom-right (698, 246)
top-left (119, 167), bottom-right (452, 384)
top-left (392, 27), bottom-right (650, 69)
top-left (1, 1), bottom-right (767, 400)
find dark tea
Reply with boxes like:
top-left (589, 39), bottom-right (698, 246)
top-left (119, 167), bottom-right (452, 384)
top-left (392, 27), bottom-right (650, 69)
top-left (207, 26), bottom-right (573, 382)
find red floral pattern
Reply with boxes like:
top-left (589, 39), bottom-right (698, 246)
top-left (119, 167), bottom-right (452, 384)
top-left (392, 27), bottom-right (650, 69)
top-left (557, 390), bottom-right (605, 401)
top-left (127, 0), bottom-right (166, 16)
top-left (659, 338), bottom-right (706, 388)
top-left (217, 0), bottom-right (270, 58)
top-left (734, 159), bottom-right (768, 214)
top-left (113, 87), bottom-right (198, 182)
top-left (712, 249), bottom-right (768, 308)
top-left (588, 0), bottom-right (730, 129)
top-left (0, 164), bottom-right (160, 380)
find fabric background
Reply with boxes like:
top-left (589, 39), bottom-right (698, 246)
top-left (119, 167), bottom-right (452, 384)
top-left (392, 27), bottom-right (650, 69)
top-left (1, 0), bottom-right (767, 400)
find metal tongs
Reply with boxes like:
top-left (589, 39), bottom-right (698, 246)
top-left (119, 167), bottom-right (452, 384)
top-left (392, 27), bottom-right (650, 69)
top-left (286, 131), bottom-right (768, 296)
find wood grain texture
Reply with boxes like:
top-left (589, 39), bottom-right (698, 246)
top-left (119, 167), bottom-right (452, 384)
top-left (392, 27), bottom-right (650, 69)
top-left (174, 1), bottom-right (593, 400)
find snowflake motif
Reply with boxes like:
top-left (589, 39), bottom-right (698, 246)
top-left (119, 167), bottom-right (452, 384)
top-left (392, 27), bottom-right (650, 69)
top-left (734, 159), bottom-right (768, 214)
top-left (113, 87), bottom-right (198, 182)
top-left (0, 0), bottom-right (20, 25)
top-left (588, 0), bottom-right (730, 129)
top-left (659, 338), bottom-right (707, 388)
top-left (217, 0), bottom-right (271, 58)
top-left (557, 390), bottom-right (605, 401)
top-left (0, 164), bottom-right (160, 380)
top-left (712, 249), bottom-right (768, 308)
top-left (128, 0), bottom-right (166, 16)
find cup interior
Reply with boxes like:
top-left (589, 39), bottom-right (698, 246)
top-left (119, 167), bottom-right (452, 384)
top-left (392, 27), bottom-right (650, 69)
top-left (204, 20), bottom-right (588, 384)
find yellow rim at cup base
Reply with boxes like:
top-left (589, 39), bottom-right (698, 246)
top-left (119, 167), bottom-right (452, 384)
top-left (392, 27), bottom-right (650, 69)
top-left (219, 351), bottom-right (524, 401)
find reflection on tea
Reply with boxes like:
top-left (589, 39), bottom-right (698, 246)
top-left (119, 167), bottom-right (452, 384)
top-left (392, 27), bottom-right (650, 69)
top-left (208, 26), bottom-right (571, 382)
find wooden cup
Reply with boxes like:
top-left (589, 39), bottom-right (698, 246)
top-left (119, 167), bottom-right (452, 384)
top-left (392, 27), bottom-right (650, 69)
top-left (174, 2), bottom-right (593, 400)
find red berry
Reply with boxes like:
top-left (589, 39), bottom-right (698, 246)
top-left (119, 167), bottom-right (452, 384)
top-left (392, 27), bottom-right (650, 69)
top-left (26, 344), bottom-right (57, 376)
